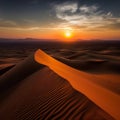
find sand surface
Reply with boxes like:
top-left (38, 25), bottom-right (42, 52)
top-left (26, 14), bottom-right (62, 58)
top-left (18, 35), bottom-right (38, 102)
top-left (35, 49), bottom-right (120, 119)
top-left (0, 48), bottom-right (120, 120)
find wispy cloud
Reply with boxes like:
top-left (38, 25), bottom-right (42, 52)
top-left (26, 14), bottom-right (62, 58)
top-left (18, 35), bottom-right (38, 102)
top-left (0, 25), bottom-right (69, 31)
top-left (0, 19), bottom-right (17, 27)
top-left (54, 2), bottom-right (120, 31)
top-left (0, 18), bottom-right (53, 31)
top-left (79, 5), bottom-right (98, 13)
top-left (55, 2), bottom-right (78, 14)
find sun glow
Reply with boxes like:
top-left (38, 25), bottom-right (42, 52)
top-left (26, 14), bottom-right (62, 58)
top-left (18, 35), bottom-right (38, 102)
top-left (64, 31), bottom-right (72, 38)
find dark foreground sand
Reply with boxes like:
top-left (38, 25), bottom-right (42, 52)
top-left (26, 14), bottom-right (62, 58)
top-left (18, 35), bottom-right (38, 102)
top-left (0, 49), bottom-right (119, 120)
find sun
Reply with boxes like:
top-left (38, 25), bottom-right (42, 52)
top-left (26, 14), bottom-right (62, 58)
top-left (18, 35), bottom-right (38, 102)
top-left (64, 31), bottom-right (72, 38)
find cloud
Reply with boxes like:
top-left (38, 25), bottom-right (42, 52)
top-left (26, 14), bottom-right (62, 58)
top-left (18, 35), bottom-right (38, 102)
top-left (0, 19), bottom-right (17, 27)
top-left (0, 18), bottom-right (51, 30)
top-left (55, 2), bottom-right (78, 19)
top-left (54, 2), bottom-right (120, 31)
top-left (79, 5), bottom-right (98, 13)
top-left (55, 2), bottom-right (78, 13)
top-left (0, 17), bottom-right (68, 31)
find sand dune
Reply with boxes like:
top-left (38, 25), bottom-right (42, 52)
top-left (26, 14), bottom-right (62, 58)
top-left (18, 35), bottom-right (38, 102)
top-left (0, 67), bottom-right (113, 120)
top-left (35, 49), bottom-right (120, 119)
top-left (51, 49), bottom-right (120, 74)
top-left (0, 64), bottom-right (15, 76)
top-left (0, 49), bottom-right (119, 119)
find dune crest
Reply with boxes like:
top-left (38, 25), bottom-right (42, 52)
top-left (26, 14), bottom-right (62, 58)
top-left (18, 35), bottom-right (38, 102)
top-left (35, 49), bottom-right (120, 120)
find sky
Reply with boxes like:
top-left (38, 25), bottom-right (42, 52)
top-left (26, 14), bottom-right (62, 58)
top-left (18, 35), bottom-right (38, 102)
top-left (0, 0), bottom-right (120, 41)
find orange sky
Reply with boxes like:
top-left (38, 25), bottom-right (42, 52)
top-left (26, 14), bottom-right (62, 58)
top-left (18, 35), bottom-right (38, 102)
top-left (0, 27), bottom-right (120, 41)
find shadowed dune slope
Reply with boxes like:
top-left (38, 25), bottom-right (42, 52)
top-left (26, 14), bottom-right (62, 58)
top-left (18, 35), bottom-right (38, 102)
top-left (0, 67), bottom-right (113, 120)
top-left (0, 54), bottom-right (44, 96)
top-left (0, 49), bottom-right (119, 120)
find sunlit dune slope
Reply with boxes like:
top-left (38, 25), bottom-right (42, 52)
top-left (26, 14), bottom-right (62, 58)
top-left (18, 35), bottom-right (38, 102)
top-left (35, 49), bottom-right (120, 120)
